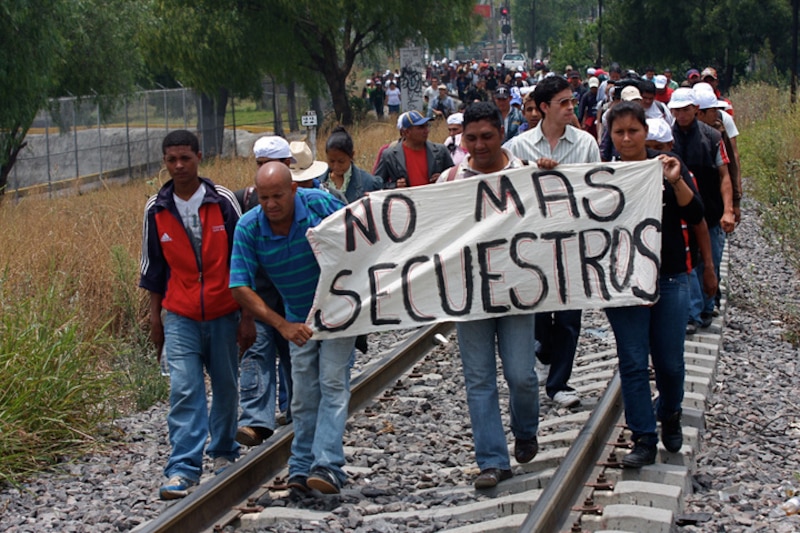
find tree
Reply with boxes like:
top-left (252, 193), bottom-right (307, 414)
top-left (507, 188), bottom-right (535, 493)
top-left (268, 1), bottom-right (477, 124)
top-left (510, 0), bottom-right (597, 61)
top-left (148, 1), bottom-right (476, 127)
top-left (603, 0), bottom-right (791, 86)
top-left (0, 0), bottom-right (146, 196)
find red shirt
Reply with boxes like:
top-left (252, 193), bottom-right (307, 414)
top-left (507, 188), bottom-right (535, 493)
top-left (403, 144), bottom-right (429, 186)
top-left (655, 87), bottom-right (673, 104)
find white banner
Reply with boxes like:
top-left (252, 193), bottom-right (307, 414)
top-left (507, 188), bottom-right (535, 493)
top-left (306, 159), bottom-right (664, 339)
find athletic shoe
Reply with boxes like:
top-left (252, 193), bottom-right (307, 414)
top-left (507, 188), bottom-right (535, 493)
top-left (307, 466), bottom-right (342, 494)
top-left (159, 475), bottom-right (198, 500)
top-left (213, 456), bottom-right (233, 475)
top-left (535, 360), bottom-right (550, 386)
top-left (552, 390), bottom-right (580, 408)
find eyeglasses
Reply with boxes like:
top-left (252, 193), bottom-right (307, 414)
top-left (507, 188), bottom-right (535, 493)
top-left (548, 96), bottom-right (578, 108)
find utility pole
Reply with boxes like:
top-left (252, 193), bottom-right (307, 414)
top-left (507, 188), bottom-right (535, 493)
top-left (597, 0), bottom-right (603, 67)
top-left (793, 0), bottom-right (798, 104)
top-left (530, 0), bottom-right (536, 62)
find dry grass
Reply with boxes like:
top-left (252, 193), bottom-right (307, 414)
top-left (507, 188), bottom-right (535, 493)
top-left (0, 116), bottom-right (440, 341)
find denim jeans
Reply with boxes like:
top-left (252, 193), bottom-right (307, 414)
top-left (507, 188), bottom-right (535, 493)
top-left (604, 273), bottom-right (689, 442)
top-left (239, 320), bottom-right (291, 430)
top-left (163, 310), bottom-right (240, 482)
top-left (535, 310), bottom-right (582, 398)
top-left (456, 314), bottom-right (539, 471)
top-left (288, 336), bottom-right (355, 485)
top-left (689, 224), bottom-right (725, 321)
top-left (278, 357), bottom-right (292, 414)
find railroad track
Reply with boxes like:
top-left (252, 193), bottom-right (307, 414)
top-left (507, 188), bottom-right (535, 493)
top-left (138, 251), bottom-right (728, 533)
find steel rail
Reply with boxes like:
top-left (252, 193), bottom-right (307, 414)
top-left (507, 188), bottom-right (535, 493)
top-left (140, 322), bottom-right (454, 533)
top-left (519, 372), bottom-right (623, 532)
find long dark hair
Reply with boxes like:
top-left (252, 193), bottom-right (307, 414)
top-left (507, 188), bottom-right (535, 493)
top-left (325, 126), bottom-right (354, 158)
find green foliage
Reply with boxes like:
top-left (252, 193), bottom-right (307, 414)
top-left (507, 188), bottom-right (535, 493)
top-left (0, 282), bottom-right (113, 484)
top-left (547, 20), bottom-right (599, 74)
top-left (511, 0), bottom-right (597, 60)
top-left (734, 82), bottom-right (800, 270)
top-left (0, 0), bottom-right (148, 192)
top-left (148, 0), bottom-right (476, 124)
top-left (603, 0), bottom-right (791, 85)
top-left (113, 329), bottom-right (169, 412)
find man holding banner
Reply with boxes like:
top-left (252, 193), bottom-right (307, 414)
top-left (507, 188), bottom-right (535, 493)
top-left (505, 75), bottom-right (602, 409)
top-left (229, 162), bottom-right (354, 495)
top-left (439, 101), bottom-right (540, 489)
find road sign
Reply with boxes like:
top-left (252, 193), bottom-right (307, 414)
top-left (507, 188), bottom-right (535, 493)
top-left (301, 111), bottom-right (317, 127)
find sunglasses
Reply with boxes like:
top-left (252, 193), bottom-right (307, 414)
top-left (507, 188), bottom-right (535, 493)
top-left (549, 96), bottom-right (578, 109)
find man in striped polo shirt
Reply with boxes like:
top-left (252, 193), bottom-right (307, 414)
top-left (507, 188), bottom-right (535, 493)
top-left (229, 162), bottom-right (353, 495)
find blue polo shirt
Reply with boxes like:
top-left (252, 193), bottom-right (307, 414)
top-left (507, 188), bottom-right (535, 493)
top-left (230, 188), bottom-right (345, 322)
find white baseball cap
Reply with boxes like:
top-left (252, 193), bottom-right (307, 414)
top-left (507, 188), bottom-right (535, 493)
top-left (668, 88), bottom-right (696, 109)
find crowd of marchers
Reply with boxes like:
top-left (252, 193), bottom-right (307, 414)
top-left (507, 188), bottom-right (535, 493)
top-left (139, 56), bottom-right (741, 499)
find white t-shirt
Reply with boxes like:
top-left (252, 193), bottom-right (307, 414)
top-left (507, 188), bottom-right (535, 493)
top-left (719, 110), bottom-right (739, 138)
top-left (173, 183), bottom-right (206, 260)
top-left (386, 87), bottom-right (401, 106)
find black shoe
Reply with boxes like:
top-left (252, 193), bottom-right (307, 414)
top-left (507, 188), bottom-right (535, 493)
top-left (474, 468), bottom-right (513, 489)
top-left (514, 437), bottom-right (538, 464)
top-left (287, 475), bottom-right (309, 493)
top-left (685, 321), bottom-right (698, 335)
top-left (660, 411), bottom-right (683, 452)
top-left (307, 466), bottom-right (342, 494)
top-left (699, 312), bottom-right (713, 328)
top-left (622, 438), bottom-right (657, 468)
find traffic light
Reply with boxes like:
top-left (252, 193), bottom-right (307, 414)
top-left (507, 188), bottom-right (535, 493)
top-left (501, 6), bottom-right (509, 17)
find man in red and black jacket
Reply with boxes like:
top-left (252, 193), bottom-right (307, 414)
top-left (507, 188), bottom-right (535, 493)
top-left (139, 129), bottom-right (250, 500)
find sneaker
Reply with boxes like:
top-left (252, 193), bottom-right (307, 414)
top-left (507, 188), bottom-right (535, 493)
top-left (287, 475), bottom-right (309, 493)
top-left (213, 456), bottom-right (233, 475)
top-left (660, 411), bottom-right (683, 452)
top-left (236, 426), bottom-right (273, 447)
top-left (514, 437), bottom-right (538, 464)
top-left (474, 468), bottom-right (513, 489)
top-left (159, 475), bottom-right (198, 500)
top-left (699, 312), bottom-right (713, 328)
top-left (552, 390), bottom-right (580, 408)
top-left (307, 466), bottom-right (342, 494)
top-left (685, 321), bottom-right (698, 335)
top-left (535, 360), bottom-right (550, 386)
top-left (621, 439), bottom-right (657, 468)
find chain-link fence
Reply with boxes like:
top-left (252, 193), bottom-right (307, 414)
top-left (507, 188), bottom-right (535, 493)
top-left (9, 81), bottom-right (322, 197)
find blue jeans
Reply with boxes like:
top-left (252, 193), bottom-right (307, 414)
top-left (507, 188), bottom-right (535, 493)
top-left (604, 273), bottom-right (689, 442)
top-left (456, 314), bottom-right (539, 471)
top-left (689, 224), bottom-right (725, 321)
top-left (289, 336), bottom-right (356, 485)
top-left (535, 310), bottom-right (581, 398)
top-left (163, 310), bottom-right (240, 482)
top-left (239, 320), bottom-right (291, 430)
top-left (278, 357), bottom-right (292, 414)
